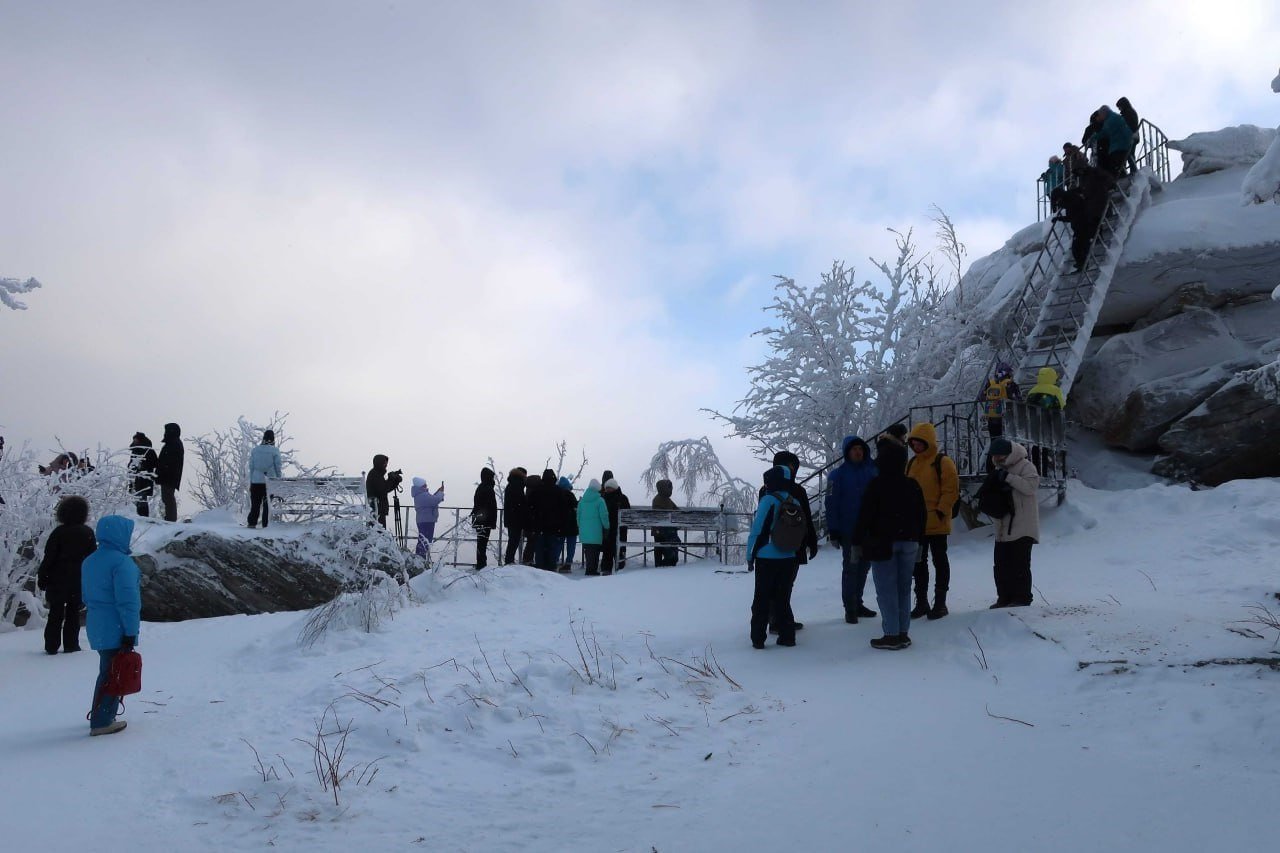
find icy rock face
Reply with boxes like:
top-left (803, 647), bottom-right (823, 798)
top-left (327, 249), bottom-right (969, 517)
top-left (135, 528), bottom-right (413, 622)
top-left (1167, 125), bottom-right (1276, 177)
top-left (1241, 132), bottom-right (1280, 204)
top-left (1154, 369), bottom-right (1280, 485)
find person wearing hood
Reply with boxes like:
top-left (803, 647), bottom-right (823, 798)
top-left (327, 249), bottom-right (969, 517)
top-left (502, 468), bottom-right (527, 565)
top-left (529, 469), bottom-right (563, 570)
top-left (576, 480), bottom-right (610, 576)
top-left (522, 472), bottom-right (543, 565)
top-left (825, 436), bottom-right (878, 624)
top-left (651, 479), bottom-right (681, 567)
top-left (1116, 97), bottom-right (1141, 173)
top-left (979, 364), bottom-right (1022, 438)
top-left (1041, 155), bottom-right (1066, 202)
top-left (128, 433), bottom-right (158, 517)
top-left (412, 477), bottom-right (445, 557)
top-left (81, 515), bottom-right (140, 736)
top-left (1025, 367), bottom-right (1067, 477)
top-left (856, 439), bottom-right (926, 650)
top-left (37, 495), bottom-right (96, 654)
top-left (247, 429), bottom-right (283, 529)
top-left (985, 439), bottom-right (1040, 608)
top-left (470, 468), bottom-right (498, 570)
top-left (1051, 164), bottom-right (1116, 273)
top-left (554, 477), bottom-right (579, 573)
top-left (757, 450), bottom-right (818, 634)
top-left (905, 422), bottom-right (959, 621)
top-left (600, 471), bottom-right (631, 574)
top-left (746, 465), bottom-right (802, 648)
top-left (365, 454), bottom-right (403, 529)
top-left (1089, 104), bottom-right (1134, 177)
top-left (155, 423), bottom-right (184, 522)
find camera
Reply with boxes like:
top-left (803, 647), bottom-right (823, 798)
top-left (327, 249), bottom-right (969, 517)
top-left (389, 469), bottom-right (403, 477)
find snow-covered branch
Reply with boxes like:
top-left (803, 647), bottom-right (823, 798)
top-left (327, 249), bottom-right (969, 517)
top-left (640, 437), bottom-right (757, 515)
top-left (190, 413), bottom-right (335, 511)
top-left (1, 277), bottom-right (42, 311)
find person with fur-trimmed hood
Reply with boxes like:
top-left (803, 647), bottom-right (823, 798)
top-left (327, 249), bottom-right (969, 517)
top-left (502, 468), bottom-right (527, 565)
top-left (985, 438), bottom-right (1041, 608)
top-left (905, 422), bottom-right (959, 621)
top-left (825, 436), bottom-right (878, 624)
top-left (128, 433), bottom-right (158, 517)
top-left (155, 423), bottom-right (184, 522)
top-left (37, 495), bottom-right (96, 654)
top-left (470, 468), bottom-right (498, 570)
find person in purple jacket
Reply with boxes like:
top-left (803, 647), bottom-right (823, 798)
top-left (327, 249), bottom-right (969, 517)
top-left (412, 477), bottom-right (445, 557)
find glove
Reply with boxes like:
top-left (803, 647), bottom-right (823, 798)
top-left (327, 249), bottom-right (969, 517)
top-left (119, 635), bottom-right (136, 652)
top-left (747, 560), bottom-right (755, 573)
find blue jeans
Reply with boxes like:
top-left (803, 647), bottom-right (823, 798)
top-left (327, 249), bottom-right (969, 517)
top-left (840, 542), bottom-right (871, 611)
top-left (538, 535), bottom-right (562, 570)
top-left (871, 542), bottom-right (920, 636)
top-left (90, 650), bottom-right (120, 729)
top-left (560, 535), bottom-right (577, 566)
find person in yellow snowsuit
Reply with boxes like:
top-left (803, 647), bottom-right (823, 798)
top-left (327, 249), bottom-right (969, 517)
top-left (904, 423), bottom-right (959, 621)
top-left (1025, 367), bottom-right (1066, 410)
top-left (1025, 367), bottom-right (1067, 477)
top-left (979, 364), bottom-right (1021, 437)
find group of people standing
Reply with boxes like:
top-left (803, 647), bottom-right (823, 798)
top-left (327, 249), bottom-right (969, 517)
top-left (499, 468), bottom-right (635, 576)
top-left (748, 421), bottom-right (1042, 651)
top-left (128, 424), bottom-right (184, 522)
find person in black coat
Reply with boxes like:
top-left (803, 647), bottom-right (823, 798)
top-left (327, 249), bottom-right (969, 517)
top-left (529, 469), bottom-right (562, 570)
top-left (470, 468), bottom-right (498, 570)
top-left (555, 478), bottom-right (579, 573)
top-left (1051, 165), bottom-right (1115, 272)
top-left (155, 422), bottom-right (184, 522)
top-left (758, 450), bottom-right (818, 633)
top-left (502, 468), bottom-right (527, 565)
top-left (856, 439), bottom-right (926, 650)
top-left (128, 432), bottom-right (158, 517)
top-left (600, 471), bottom-right (631, 574)
top-left (365, 454), bottom-right (403, 528)
top-left (37, 495), bottom-right (96, 654)
top-left (522, 472), bottom-right (542, 565)
top-left (1116, 97), bottom-right (1141, 173)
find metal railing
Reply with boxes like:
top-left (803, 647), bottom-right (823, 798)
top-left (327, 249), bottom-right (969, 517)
top-left (1036, 118), bottom-right (1170, 221)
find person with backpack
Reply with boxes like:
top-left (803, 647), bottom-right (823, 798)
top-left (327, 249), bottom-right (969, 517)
top-left (979, 439), bottom-right (1040, 608)
top-left (758, 450), bottom-right (818, 634)
top-left (502, 468), bottom-right (527, 565)
top-left (979, 364), bottom-right (1021, 438)
top-left (37, 495), bottom-right (96, 655)
top-left (824, 436), bottom-right (878, 624)
top-left (577, 480), bottom-right (610, 576)
top-left (247, 429), bottom-right (283, 529)
top-left (1025, 367), bottom-right (1067, 477)
top-left (128, 433), bottom-right (158, 517)
top-left (856, 438), bottom-right (926, 650)
top-left (81, 514), bottom-right (141, 736)
top-left (155, 423), bottom-right (184, 522)
top-left (746, 465), bottom-right (805, 649)
top-left (905, 423), bottom-right (959, 621)
top-left (470, 468), bottom-right (498, 570)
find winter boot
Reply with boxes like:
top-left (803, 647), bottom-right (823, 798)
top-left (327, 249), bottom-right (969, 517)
top-left (897, 633), bottom-right (912, 648)
top-left (927, 592), bottom-right (949, 621)
top-left (910, 596), bottom-right (930, 620)
top-left (845, 610), bottom-right (858, 625)
top-left (870, 635), bottom-right (905, 650)
top-left (856, 604), bottom-right (877, 618)
top-left (90, 720), bottom-right (127, 737)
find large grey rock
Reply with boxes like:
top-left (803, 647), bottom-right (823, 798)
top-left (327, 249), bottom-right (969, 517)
top-left (1154, 362), bottom-right (1280, 485)
top-left (136, 526), bottom-right (416, 622)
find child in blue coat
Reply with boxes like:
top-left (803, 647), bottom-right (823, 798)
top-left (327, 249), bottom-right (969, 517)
top-left (81, 515), bottom-right (141, 736)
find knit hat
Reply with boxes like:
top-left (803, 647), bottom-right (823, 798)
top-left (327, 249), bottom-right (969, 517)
top-left (263, 429), bottom-right (275, 443)
top-left (412, 477), bottom-right (427, 488)
top-left (989, 438), bottom-right (1013, 457)
top-left (603, 478), bottom-right (620, 490)
top-left (588, 478), bottom-right (601, 491)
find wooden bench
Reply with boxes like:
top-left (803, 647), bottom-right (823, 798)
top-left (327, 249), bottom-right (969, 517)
top-left (616, 507), bottom-right (745, 567)
top-left (265, 476), bottom-right (368, 521)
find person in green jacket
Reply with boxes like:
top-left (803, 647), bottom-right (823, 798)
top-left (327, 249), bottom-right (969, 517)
top-left (576, 479), bottom-right (610, 576)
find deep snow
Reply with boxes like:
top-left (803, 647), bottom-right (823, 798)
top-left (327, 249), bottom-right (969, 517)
top-left (2, 477), bottom-right (1278, 852)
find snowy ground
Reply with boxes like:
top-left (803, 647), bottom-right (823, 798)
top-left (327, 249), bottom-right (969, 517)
top-left (2, 478), bottom-right (1278, 852)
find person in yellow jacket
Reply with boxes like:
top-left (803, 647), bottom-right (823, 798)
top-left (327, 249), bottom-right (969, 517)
top-left (1025, 367), bottom-right (1066, 410)
top-left (1025, 367), bottom-right (1067, 477)
top-left (904, 422), bottom-right (959, 620)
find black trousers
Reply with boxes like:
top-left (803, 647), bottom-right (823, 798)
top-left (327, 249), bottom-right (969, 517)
top-left (503, 527), bottom-right (521, 565)
top-left (1070, 216), bottom-right (1100, 268)
top-left (523, 532), bottom-right (541, 565)
top-left (768, 561), bottom-right (801, 630)
top-left (582, 544), bottom-right (602, 575)
top-left (601, 528), bottom-right (619, 573)
top-left (913, 534), bottom-right (951, 599)
top-left (752, 558), bottom-right (797, 645)
top-left (654, 530), bottom-right (680, 566)
top-left (986, 417), bottom-right (1004, 438)
top-left (994, 538), bottom-right (1035, 604)
top-left (161, 485), bottom-right (178, 522)
top-left (247, 483), bottom-right (269, 527)
top-left (44, 589), bottom-right (81, 653)
top-left (135, 493), bottom-right (151, 518)
top-left (475, 525), bottom-right (491, 569)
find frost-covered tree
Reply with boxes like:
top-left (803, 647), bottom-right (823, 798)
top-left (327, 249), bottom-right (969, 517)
top-left (1, 277), bottom-right (41, 311)
top-left (640, 437), bottom-right (757, 514)
top-left (189, 413), bottom-right (334, 511)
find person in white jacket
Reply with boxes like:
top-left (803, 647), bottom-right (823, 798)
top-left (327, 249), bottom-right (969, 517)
top-left (986, 438), bottom-right (1040, 608)
top-left (247, 430), bottom-right (283, 529)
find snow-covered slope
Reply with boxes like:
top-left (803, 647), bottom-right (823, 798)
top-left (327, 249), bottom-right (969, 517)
top-left (2, 478), bottom-right (1277, 851)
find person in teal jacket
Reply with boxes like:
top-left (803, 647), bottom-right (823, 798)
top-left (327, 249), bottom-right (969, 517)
top-left (746, 465), bottom-right (801, 649)
top-left (1093, 105), bottom-right (1133, 176)
top-left (576, 479), bottom-right (610, 576)
top-left (1041, 156), bottom-right (1066, 203)
top-left (81, 515), bottom-right (141, 736)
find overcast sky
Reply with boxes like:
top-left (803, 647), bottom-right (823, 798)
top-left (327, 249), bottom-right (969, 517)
top-left (2, 0), bottom-right (1278, 509)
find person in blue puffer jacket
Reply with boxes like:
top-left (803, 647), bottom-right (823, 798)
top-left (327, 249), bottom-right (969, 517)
top-left (824, 436), bottom-right (878, 623)
top-left (247, 429), bottom-right (283, 529)
top-left (81, 515), bottom-right (141, 736)
top-left (746, 465), bottom-right (801, 649)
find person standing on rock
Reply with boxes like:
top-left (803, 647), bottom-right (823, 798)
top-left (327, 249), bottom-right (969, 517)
top-left (411, 477), bottom-right (445, 557)
top-left (247, 429), bottom-right (283, 529)
top-left (857, 438), bottom-right (926, 650)
top-left (37, 495), bottom-right (95, 655)
top-left (502, 468), bottom-right (527, 565)
top-left (906, 423), bottom-right (959, 621)
top-left (825, 436), bottom-right (878, 624)
top-left (128, 433), bottom-right (158, 518)
top-left (365, 454), bottom-right (403, 529)
top-left (81, 514), bottom-right (140, 736)
top-left (155, 423), bottom-right (184, 522)
top-left (983, 438), bottom-right (1040, 609)
top-left (470, 468), bottom-right (498, 570)
top-left (577, 479), bottom-right (610, 576)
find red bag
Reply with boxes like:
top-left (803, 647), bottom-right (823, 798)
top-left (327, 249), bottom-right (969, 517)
top-left (105, 650), bottom-right (143, 696)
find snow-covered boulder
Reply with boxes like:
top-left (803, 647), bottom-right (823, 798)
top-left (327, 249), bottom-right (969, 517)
top-left (1241, 132), bottom-right (1280, 204)
top-left (1167, 125), bottom-right (1276, 177)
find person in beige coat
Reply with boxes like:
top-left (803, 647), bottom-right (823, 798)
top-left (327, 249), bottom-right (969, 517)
top-left (987, 438), bottom-right (1040, 608)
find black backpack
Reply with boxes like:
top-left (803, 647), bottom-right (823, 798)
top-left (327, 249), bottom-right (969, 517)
top-left (976, 472), bottom-right (1015, 520)
top-left (761, 492), bottom-right (807, 553)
